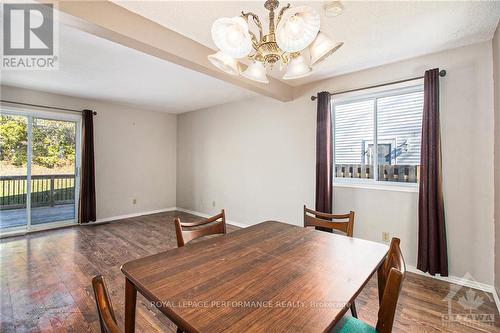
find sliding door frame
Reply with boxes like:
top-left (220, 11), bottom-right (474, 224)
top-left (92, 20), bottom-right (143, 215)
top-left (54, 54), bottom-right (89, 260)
top-left (0, 105), bottom-right (82, 236)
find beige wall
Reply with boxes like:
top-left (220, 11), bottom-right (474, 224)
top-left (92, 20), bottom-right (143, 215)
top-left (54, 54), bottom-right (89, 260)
top-left (1, 41), bottom-right (495, 287)
top-left (493, 23), bottom-right (500, 296)
top-left (177, 41), bottom-right (495, 285)
top-left (1, 85), bottom-right (177, 220)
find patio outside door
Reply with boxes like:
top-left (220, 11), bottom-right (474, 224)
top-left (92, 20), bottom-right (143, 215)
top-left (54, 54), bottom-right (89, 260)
top-left (0, 109), bottom-right (81, 235)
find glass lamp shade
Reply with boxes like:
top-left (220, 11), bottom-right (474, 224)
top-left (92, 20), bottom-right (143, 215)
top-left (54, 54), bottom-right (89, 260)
top-left (208, 52), bottom-right (240, 76)
top-left (211, 17), bottom-right (253, 59)
top-left (282, 54), bottom-right (311, 80)
top-left (241, 61), bottom-right (269, 84)
top-left (276, 6), bottom-right (320, 53)
top-left (309, 32), bottom-right (344, 66)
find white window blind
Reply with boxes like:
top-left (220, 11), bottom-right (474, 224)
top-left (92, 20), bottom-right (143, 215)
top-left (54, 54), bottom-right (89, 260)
top-left (333, 87), bottom-right (424, 184)
top-left (377, 91), bottom-right (423, 166)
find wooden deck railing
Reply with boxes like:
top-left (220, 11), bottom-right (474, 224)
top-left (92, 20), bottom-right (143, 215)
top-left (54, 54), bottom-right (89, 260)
top-left (0, 174), bottom-right (75, 210)
top-left (335, 164), bottom-right (420, 183)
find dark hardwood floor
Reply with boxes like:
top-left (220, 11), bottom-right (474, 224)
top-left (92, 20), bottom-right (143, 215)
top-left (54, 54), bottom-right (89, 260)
top-left (1, 211), bottom-right (498, 333)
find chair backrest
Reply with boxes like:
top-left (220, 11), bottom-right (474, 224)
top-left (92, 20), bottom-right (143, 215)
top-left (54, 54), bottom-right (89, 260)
top-left (376, 238), bottom-right (406, 333)
top-left (92, 275), bottom-right (122, 333)
top-left (175, 210), bottom-right (227, 247)
top-left (303, 205), bottom-right (355, 237)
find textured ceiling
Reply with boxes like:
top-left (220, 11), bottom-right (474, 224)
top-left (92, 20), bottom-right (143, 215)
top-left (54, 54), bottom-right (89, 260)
top-left (3, 1), bottom-right (499, 112)
top-left (114, 0), bottom-right (500, 86)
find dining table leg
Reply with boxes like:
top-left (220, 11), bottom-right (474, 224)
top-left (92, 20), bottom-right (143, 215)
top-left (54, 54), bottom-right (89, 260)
top-left (125, 277), bottom-right (137, 333)
top-left (377, 260), bottom-right (385, 304)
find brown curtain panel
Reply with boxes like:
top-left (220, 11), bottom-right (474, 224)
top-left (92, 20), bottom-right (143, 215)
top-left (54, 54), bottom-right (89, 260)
top-left (417, 68), bottom-right (448, 276)
top-left (80, 109), bottom-right (96, 223)
top-left (315, 91), bottom-right (333, 215)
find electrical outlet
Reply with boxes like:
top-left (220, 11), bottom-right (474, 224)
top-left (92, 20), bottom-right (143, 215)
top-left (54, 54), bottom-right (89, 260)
top-left (212, 201), bottom-right (216, 207)
top-left (382, 232), bottom-right (390, 242)
top-left (133, 199), bottom-right (137, 205)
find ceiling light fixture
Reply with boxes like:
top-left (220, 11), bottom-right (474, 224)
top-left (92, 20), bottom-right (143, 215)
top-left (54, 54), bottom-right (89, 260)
top-left (208, 0), bottom-right (343, 84)
top-left (324, 1), bottom-right (343, 17)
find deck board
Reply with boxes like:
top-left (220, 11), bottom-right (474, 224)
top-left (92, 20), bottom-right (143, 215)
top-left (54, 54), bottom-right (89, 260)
top-left (0, 204), bottom-right (75, 229)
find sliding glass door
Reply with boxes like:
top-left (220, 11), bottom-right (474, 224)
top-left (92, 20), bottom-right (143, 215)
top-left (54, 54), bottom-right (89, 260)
top-left (0, 114), bottom-right (29, 231)
top-left (30, 117), bottom-right (79, 226)
top-left (0, 109), bottom-right (81, 234)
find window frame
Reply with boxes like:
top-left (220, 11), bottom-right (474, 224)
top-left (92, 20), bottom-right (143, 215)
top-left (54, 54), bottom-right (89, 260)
top-left (331, 84), bottom-right (424, 192)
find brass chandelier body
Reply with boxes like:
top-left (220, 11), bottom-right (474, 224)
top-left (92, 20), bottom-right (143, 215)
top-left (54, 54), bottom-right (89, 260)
top-left (241, 0), bottom-right (296, 68)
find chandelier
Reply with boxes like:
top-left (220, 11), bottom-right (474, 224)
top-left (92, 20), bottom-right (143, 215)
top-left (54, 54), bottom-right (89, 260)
top-left (208, 0), bottom-right (343, 83)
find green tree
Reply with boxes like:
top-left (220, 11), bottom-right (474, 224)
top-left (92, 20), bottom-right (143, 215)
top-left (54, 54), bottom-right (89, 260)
top-left (0, 115), bottom-right (28, 166)
top-left (1, 115), bottom-right (76, 169)
top-left (32, 119), bottom-right (76, 168)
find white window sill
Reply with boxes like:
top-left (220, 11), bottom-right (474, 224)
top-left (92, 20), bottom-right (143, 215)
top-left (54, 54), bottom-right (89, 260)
top-left (333, 179), bottom-right (418, 193)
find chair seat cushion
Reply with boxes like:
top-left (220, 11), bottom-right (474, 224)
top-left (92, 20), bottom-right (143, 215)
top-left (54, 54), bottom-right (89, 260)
top-left (330, 316), bottom-right (377, 333)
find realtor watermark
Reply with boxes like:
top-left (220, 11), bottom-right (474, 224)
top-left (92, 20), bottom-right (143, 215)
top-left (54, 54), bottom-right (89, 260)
top-left (149, 300), bottom-right (348, 310)
top-left (441, 273), bottom-right (495, 328)
top-left (1, 2), bottom-right (59, 70)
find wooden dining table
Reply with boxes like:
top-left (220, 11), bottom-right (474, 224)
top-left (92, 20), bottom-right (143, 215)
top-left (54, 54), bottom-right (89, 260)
top-left (121, 221), bottom-right (388, 333)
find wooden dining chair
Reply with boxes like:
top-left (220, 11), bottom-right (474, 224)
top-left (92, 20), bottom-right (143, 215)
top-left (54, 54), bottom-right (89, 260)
top-left (174, 210), bottom-right (227, 247)
top-left (92, 275), bottom-right (122, 333)
top-left (331, 237), bottom-right (406, 333)
top-left (92, 275), bottom-right (184, 333)
top-left (303, 205), bottom-right (355, 237)
top-left (303, 205), bottom-right (357, 317)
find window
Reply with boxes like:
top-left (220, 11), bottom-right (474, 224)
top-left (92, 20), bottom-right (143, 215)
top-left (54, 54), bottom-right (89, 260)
top-left (332, 86), bottom-right (423, 186)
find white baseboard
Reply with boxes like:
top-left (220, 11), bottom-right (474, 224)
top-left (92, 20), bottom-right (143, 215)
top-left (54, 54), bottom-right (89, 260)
top-left (406, 265), bottom-right (495, 293)
top-left (407, 266), bottom-right (499, 315)
top-left (90, 207), bottom-right (177, 225)
top-left (0, 207), bottom-right (224, 237)
top-left (175, 207), bottom-right (249, 229)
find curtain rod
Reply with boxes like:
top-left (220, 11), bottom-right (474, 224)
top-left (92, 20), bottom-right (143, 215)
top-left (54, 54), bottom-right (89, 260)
top-left (0, 99), bottom-right (97, 115)
top-left (310, 69), bottom-right (446, 101)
